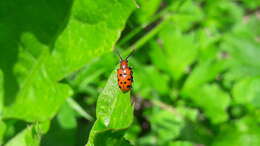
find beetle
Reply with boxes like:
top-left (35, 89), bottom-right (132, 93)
top-left (116, 50), bottom-right (134, 92)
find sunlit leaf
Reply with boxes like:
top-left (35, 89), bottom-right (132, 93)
top-left (87, 69), bottom-right (134, 145)
top-left (0, 0), bottom-right (136, 122)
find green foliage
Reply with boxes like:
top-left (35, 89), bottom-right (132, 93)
top-left (212, 116), bottom-right (260, 146)
top-left (0, 0), bottom-right (260, 145)
top-left (87, 69), bottom-right (134, 146)
top-left (158, 25), bottom-right (198, 80)
top-left (5, 126), bottom-right (40, 146)
top-left (0, 0), bottom-right (135, 145)
top-left (132, 0), bottom-right (162, 24)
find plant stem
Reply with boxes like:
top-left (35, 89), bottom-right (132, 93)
top-left (118, 0), bottom-right (187, 49)
top-left (67, 98), bottom-right (94, 121)
top-left (117, 6), bottom-right (172, 47)
top-left (128, 15), bottom-right (170, 52)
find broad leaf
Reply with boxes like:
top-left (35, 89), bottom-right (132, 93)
top-left (0, 0), bottom-right (136, 122)
top-left (87, 69), bottom-right (134, 146)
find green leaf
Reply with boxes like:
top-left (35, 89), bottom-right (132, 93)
top-left (68, 53), bottom-right (117, 93)
top-left (170, 0), bottom-right (203, 31)
top-left (45, 0), bottom-right (137, 81)
top-left (143, 101), bottom-right (200, 145)
top-left (148, 109), bottom-right (184, 143)
top-left (241, 0), bottom-right (260, 9)
top-left (221, 16), bottom-right (260, 89)
top-left (196, 28), bottom-right (221, 61)
top-left (232, 77), bottom-right (260, 109)
top-left (181, 59), bottom-right (229, 97)
top-left (94, 129), bottom-right (132, 146)
top-left (134, 64), bottom-right (170, 97)
top-left (2, 34), bottom-right (72, 122)
top-left (212, 116), bottom-right (260, 146)
top-left (41, 118), bottom-right (76, 146)
top-left (0, 120), bottom-right (6, 145)
top-left (202, 0), bottom-right (244, 31)
top-left (124, 121), bottom-right (141, 144)
top-left (156, 26), bottom-right (198, 80)
top-left (57, 101), bottom-right (77, 129)
top-left (35, 121), bottom-right (51, 135)
top-left (5, 126), bottom-right (40, 146)
top-left (132, 0), bottom-right (162, 24)
top-left (169, 141), bottom-right (194, 146)
top-left (87, 69), bottom-right (134, 146)
top-left (0, 0), bottom-right (136, 122)
top-left (188, 84), bottom-right (230, 124)
top-left (0, 71), bottom-right (3, 113)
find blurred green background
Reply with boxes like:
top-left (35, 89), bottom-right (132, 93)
top-left (0, 0), bottom-right (260, 145)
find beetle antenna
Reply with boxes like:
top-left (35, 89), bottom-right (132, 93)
top-left (126, 49), bottom-right (135, 60)
top-left (116, 50), bottom-right (123, 61)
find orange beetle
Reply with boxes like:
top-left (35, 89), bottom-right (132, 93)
top-left (116, 50), bottom-right (134, 92)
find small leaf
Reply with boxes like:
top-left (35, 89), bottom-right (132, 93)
top-left (87, 68), bottom-right (134, 145)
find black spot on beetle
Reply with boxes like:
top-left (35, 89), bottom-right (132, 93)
top-left (123, 73), bottom-right (127, 75)
top-left (127, 85), bottom-right (131, 88)
top-left (120, 82), bottom-right (123, 84)
top-left (127, 78), bottom-right (131, 81)
top-left (120, 74), bottom-right (122, 76)
top-left (124, 81), bottom-right (126, 84)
